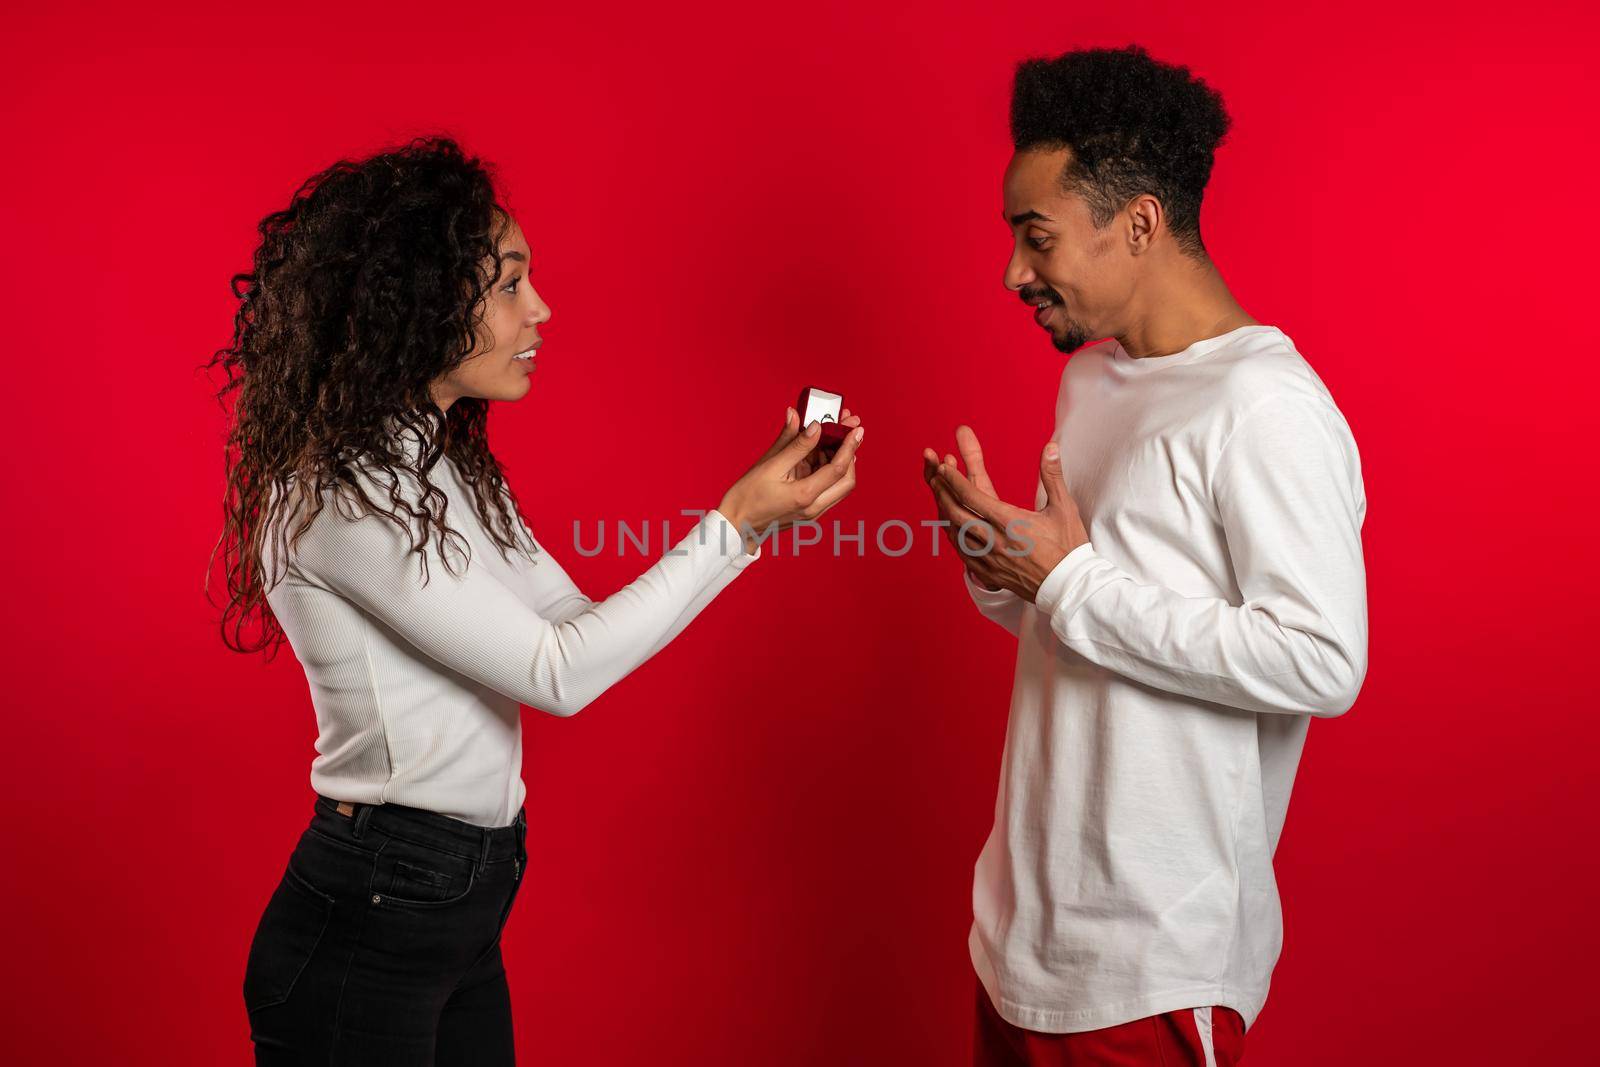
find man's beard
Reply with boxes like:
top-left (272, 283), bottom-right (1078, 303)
top-left (1021, 285), bottom-right (1092, 354)
top-left (1050, 313), bottom-right (1092, 354)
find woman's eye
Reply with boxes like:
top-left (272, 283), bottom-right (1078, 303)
top-left (502, 276), bottom-right (521, 294)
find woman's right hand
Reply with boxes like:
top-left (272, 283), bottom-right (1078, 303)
top-left (716, 407), bottom-right (865, 552)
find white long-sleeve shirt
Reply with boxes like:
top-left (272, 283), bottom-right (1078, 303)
top-left (966, 324), bottom-right (1368, 1032)
top-left (263, 423), bottom-right (758, 827)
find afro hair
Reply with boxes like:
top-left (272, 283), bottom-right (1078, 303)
top-left (1010, 45), bottom-right (1232, 257)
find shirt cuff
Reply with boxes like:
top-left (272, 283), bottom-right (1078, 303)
top-left (965, 569), bottom-right (1018, 610)
top-left (705, 508), bottom-right (762, 566)
top-left (1033, 541), bottom-right (1098, 616)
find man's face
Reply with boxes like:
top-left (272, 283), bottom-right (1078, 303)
top-left (1001, 147), bottom-right (1130, 354)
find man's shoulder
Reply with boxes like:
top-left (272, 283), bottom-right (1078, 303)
top-left (1055, 337), bottom-right (1118, 398)
top-left (1207, 329), bottom-right (1364, 492)
top-left (1209, 326), bottom-right (1340, 416)
top-left (1061, 336), bottom-right (1119, 374)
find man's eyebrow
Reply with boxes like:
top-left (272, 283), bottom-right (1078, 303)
top-left (1006, 210), bottom-right (1053, 227)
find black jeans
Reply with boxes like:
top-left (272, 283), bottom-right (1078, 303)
top-left (243, 795), bottom-right (528, 1065)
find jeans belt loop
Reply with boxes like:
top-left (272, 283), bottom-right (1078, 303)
top-left (351, 803), bottom-right (375, 839)
top-left (478, 827), bottom-right (491, 873)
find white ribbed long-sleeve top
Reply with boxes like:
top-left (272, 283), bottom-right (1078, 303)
top-left (263, 423), bottom-right (759, 827)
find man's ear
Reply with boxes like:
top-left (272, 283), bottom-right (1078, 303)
top-left (1125, 194), bottom-right (1162, 255)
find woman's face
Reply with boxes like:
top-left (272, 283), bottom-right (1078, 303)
top-left (431, 216), bottom-right (551, 410)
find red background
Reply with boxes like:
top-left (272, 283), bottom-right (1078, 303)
top-left (4, 1), bottom-right (1595, 1063)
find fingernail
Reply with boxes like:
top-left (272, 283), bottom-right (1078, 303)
top-left (806, 421), bottom-right (820, 436)
top-left (786, 406), bottom-right (796, 425)
top-left (853, 427), bottom-right (864, 443)
top-left (1044, 443), bottom-right (1059, 460)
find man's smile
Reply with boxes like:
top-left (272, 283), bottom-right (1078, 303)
top-left (1023, 289), bottom-right (1062, 327)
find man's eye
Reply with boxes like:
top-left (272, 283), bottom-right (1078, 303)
top-left (1026, 235), bottom-right (1051, 250)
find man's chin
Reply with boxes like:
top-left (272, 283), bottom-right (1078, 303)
top-left (1048, 323), bottom-right (1092, 354)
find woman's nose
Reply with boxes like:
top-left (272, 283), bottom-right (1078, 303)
top-left (527, 286), bottom-right (552, 325)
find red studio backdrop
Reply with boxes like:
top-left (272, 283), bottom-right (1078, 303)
top-left (3, 1), bottom-right (1595, 1063)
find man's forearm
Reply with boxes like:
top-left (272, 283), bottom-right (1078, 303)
top-left (1035, 543), bottom-right (1367, 717)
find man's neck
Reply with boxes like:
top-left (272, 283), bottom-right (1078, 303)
top-left (1115, 254), bottom-right (1257, 358)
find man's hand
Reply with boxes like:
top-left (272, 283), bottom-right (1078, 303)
top-left (922, 426), bottom-right (1003, 590)
top-left (920, 425), bottom-right (1089, 602)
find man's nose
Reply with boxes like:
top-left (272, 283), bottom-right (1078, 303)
top-left (1004, 246), bottom-right (1034, 291)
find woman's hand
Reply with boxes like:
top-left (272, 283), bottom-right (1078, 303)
top-left (717, 407), bottom-right (865, 553)
top-left (782, 407), bottom-right (862, 479)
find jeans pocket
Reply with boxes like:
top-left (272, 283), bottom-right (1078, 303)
top-left (242, 865), bottom-right (334, 1014)
top-left (372, 838), bottom-right (477, 908)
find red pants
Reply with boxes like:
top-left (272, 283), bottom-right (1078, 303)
top-left (974, 981), bottom-right (1247, 1066)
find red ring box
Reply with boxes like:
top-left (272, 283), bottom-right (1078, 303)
top-left (796, 385), bottom-right (851, 451)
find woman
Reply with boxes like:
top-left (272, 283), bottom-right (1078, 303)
top-left (207, 135), bottom-right (863, 1064)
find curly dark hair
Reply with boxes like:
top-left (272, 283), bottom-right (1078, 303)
top-left (1010, 44), bottom-right (1232, 258)
top-left (203, 134), bottom-right (539, 658)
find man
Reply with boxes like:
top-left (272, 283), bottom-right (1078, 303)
top-left (923, 45), bottom-right (1368, 1066)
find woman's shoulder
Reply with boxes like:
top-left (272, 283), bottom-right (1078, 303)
top-left (271, 459), bottom-right (450, 566)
